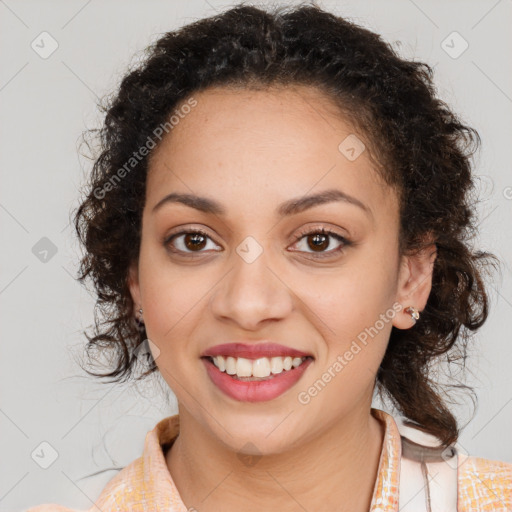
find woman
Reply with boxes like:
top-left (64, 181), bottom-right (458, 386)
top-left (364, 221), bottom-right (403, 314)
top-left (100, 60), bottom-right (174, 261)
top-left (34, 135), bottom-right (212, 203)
top-left (27, 3), bottom-right (511, 511)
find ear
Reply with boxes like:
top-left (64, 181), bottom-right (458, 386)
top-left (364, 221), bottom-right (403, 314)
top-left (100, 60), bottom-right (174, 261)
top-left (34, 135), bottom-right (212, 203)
top-left (127, 261), bottom-right (142, 317)
top-left (392, 242), bottom-right (437, 329)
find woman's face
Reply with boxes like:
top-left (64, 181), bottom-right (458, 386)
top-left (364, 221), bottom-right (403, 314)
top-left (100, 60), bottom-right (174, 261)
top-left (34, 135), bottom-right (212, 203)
top-left (129, 85), bottom-right (433, 454)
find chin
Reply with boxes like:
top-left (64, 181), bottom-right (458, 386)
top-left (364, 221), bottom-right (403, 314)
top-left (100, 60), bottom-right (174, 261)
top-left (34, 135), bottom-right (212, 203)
top-left (209, 412), bottom-right (303, 456)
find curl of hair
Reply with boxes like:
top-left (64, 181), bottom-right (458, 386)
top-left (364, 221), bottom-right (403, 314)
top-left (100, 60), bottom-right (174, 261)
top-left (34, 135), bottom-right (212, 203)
top-left (74, 2), bottom-right (497, 447)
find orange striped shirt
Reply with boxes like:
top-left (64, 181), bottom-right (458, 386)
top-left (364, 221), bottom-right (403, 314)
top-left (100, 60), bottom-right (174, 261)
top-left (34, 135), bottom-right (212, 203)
top-left (25, 408), bottom-right (512, 511)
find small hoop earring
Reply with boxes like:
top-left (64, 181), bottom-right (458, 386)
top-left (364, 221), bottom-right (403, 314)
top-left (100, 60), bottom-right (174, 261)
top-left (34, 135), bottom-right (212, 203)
top-left (404, 306), bottom-right (420, 322)
top-left (137, 306), bottom-right (144, 324)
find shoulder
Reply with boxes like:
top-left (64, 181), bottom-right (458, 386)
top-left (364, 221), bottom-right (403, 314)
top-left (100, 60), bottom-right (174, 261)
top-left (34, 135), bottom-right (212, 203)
top-left (22, 458), bottom-right (145, 512)
top-left (90, 456), bottom-right (148, 509)
top-left (22, 414), bottom-right (182, 512)
top-left (458, 455), bottom-right (512, 511)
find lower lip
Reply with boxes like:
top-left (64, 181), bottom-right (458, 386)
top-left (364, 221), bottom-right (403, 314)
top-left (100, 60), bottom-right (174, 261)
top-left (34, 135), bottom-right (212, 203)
top-left (202, 357), bottom-right (313, 402)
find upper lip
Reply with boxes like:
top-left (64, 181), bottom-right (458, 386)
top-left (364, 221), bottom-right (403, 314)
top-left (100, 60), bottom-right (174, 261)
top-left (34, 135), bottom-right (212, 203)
top-left (201, 342), bottom-right (313, 360)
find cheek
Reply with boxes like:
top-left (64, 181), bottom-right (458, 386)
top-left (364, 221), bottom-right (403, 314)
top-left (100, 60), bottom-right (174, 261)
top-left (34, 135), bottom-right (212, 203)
top-left (295, 245), bottom-right (398, 374)
top-left (299, 288), bottom-right (393, 414)
top-left (137, 247), bottom-right (206, 361)
top-left (140, 273), bottom-right (206, 398)
top-left (301, 253), bottom-right (398, 333)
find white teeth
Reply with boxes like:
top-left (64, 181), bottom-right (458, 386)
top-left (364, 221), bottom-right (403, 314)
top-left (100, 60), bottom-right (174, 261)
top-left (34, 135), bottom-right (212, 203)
top-left (252, 357), bottom-right (271, 378)
top-left (210, 355), bottom-right (309, 378)
top-left (292, 357), bottom-right (303, 368)
top-left (225, 356), bottom-right (237, 375)
top-left (236, 357), bottom-right (252, 377)
top-left (216, 355), bottom-right (226, 372)
top-left (270, 357), bottom-right (284, 374)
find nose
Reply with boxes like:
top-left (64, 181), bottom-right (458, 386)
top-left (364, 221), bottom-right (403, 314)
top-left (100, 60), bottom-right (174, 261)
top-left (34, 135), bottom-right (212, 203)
top-left (208, 246), bottom-right (293, 331)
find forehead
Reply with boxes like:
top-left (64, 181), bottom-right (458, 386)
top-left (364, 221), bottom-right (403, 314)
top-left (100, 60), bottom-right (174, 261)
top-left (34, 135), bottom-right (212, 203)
top-left (145, 85), bottom-right (393, 215)
top-left (150, 84), bottom-right (350, 162)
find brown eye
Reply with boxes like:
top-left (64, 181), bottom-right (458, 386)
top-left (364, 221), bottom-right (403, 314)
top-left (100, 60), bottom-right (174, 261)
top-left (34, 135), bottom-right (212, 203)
top-left (307, 233), bottom-right (330, 252)
top-left (165, 229), bottom-right (221, 255)
top-left (183, 232), bottom-right (207, 251)
top-left (290, 228), bottom-right (351, 259)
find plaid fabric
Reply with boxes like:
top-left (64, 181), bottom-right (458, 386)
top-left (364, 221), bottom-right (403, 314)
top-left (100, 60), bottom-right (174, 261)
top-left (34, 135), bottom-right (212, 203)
top-left (26, 408), bottom-right (512, 511)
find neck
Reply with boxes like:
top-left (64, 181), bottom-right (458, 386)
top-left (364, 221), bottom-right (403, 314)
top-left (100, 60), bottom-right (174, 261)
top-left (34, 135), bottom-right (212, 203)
top-left (166, 405), bottom-right (386, 512)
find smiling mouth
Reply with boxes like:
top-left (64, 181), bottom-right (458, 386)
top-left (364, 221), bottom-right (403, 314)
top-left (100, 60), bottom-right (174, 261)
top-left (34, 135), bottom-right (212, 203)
top-left (201, 355), bottom-right (314, 381)
top-left (201, 354), bottom-right (314, 403)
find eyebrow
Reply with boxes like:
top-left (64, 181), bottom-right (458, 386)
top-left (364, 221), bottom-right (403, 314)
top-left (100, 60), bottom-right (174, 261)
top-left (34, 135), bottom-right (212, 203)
top-left (151, 188), bottom-right (371, 217)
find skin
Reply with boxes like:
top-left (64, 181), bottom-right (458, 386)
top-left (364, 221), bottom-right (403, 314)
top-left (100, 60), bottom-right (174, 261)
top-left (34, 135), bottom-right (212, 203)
top-left (128, 84), bottom-right (436, 512)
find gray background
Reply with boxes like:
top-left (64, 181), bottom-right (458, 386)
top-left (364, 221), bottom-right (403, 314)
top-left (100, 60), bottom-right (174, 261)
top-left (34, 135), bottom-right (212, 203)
top-left (1, 0), bottom-right (511, 510)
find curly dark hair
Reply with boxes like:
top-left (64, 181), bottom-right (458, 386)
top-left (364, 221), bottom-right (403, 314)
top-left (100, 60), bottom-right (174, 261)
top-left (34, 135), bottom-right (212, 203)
top-left (73, 1), bottom-right (496, 447)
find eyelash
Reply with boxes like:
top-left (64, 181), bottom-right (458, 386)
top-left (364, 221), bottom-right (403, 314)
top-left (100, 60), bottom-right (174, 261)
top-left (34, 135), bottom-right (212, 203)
top-left (164, 226), bottom-right (352, 260)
